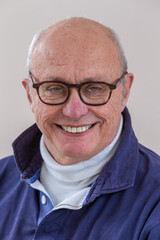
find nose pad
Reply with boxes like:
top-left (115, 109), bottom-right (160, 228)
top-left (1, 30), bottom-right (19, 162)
top-left (62, 89), bottom-right (88, 119)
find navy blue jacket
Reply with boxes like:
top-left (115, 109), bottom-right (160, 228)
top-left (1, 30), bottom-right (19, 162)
top-left (1, 108), bottom-right (160, 239)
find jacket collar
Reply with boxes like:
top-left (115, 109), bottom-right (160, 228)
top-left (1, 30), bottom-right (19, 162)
top-left (12, 108), bottom-right (139, 197)
top-left (87, 108), bottom-right (139, 202)
top-left (12, 123), bottom-right (42, 179)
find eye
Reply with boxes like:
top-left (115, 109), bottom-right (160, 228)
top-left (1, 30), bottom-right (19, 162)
top-left (42, 83), bottom-right (66, 94)
top-left (82, 83), bottom-right (108, 96)
top-left (39, 82), bottom-right (68, 99)
top-left (88, 86), bottom-right (102, 92)
top-left (47, 85), bottom-right (63, 93)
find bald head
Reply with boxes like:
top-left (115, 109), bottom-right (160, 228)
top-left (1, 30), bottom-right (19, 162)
top-left (27, 18), bottom-right (127, 75)
top-left (35, 17), bottom-right (117, 45)
top-left (27, 17), bottom-right (127, 76)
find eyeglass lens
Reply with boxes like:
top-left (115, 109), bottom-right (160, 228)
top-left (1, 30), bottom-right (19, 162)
top-left (38, 82), bottom-right (111, 105)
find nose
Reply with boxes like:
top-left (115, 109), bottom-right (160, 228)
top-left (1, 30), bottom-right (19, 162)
top-left (62, 89), bottom-right (89, 120)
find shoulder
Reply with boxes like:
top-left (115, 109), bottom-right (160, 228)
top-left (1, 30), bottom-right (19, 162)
top-left (138, 143), bottom-right (160, 171)
top-left (0, 155), bottom-right (20, 188)
top-left (136, 143), bottom-right (160, 193)
top-left (0, 155), bottom-right (17, 172)
top-left (139, 143), bottom-right (160, 160)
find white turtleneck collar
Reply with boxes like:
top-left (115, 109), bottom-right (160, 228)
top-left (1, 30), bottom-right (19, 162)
top-left (40, 115), bottom-right (123, 209)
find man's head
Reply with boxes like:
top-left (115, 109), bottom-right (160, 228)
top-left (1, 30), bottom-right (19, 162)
top-left (23, 17), bottom-right (133, 165)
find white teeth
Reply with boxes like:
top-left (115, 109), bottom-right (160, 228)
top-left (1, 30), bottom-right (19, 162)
top-left (61, 125), bottom-right (92, 133)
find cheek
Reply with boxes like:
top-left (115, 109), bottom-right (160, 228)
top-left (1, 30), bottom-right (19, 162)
top-left (95, 92), bottom-right (122, 137)
top-left (109, 88), bottom-right (124, 113)
top-left (32, 101), bottom-right (44, 123)
top-left (97, 93), bottom-right (122, 123)
top-left (32, 99), bottom-right (57, 131)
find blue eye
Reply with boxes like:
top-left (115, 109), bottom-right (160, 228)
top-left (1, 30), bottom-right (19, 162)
top-left (42, 83), bottom-right (66, 95)
top-left (40, 83), bottom-right (68, 100)
top-left (48, 86), bottom-right (63, 93)
top-left (82, 83), bottom-right (108, 95)
top-left (88, 86), bottom-right (102, 92)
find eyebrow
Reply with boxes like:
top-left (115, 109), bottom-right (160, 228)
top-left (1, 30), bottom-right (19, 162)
top-left (30, 71), bottom-right (106, 84)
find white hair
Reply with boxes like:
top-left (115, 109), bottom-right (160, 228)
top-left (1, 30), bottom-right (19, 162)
top-left (26, 30), bottom-right (44, 78)
top-left (106, 27), bottom-right (128, 73)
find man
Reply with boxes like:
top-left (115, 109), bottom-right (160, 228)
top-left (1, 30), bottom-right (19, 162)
top-left (0, 17), bottom-right (160, 239)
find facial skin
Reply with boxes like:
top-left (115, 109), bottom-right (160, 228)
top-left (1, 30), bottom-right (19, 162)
top-left (23, 18), bottom-right (133, 165)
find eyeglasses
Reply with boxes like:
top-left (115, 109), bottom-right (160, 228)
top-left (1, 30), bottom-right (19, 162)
top-left (29, 71), bottom-right (127, 106)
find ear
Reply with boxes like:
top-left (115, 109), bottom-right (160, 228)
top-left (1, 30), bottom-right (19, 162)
top-left (22, 78), bottom-right (34, 113)
top-left (121, 73), bottom-right (134, 112)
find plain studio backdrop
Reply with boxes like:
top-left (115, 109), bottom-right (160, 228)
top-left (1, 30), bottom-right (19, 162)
top-left (0, 0), bottom-right (160, 158)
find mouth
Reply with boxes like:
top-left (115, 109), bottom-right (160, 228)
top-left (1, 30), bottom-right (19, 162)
top-left (57, 124), bottom-right (94, 133)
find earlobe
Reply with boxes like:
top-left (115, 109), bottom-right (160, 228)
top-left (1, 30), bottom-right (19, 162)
top-left (121, 73), bottom-right (134, 111)
top-left (22, 78), bottom-right (34, 113)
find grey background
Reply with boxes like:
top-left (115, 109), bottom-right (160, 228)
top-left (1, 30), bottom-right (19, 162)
top-left (0, 0), bottom-right (160, 158)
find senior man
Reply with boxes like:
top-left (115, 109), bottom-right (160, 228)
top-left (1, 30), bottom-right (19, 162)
top-left (1, 17), bottom-right (160, 240)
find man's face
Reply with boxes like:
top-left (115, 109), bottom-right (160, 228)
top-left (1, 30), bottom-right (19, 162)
top-left (23, 24), bottom-right (133, 165)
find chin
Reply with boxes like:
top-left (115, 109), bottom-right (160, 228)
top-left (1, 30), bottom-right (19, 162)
top-left (62, 146), bottom-right (95, 163)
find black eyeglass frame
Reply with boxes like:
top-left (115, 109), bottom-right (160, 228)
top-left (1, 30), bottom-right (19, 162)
top-left (29, 71), bottom-right (128, 106)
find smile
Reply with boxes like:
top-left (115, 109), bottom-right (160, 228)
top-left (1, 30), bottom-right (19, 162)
top-left (60, 124), bottom-right (93, 133)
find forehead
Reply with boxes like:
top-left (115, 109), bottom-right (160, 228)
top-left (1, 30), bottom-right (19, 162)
top-left (31, 21), bottom-right (122, 79)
